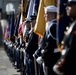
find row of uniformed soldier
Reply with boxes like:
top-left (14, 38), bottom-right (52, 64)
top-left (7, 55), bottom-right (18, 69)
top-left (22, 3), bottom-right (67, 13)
top-left (3, 0), bottom-right (76, 75)
top-left (3, 5), bottom-right (61, 75)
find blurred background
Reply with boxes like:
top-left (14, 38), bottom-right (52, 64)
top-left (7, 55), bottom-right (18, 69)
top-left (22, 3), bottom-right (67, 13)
top-left (0, 0), bottom-right (21, 47)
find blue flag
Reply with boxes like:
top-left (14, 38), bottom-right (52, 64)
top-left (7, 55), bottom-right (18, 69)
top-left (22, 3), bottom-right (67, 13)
top-left (34, 0), bottom-right (40, 15)
top-left (9, 12), bottom-right (15, 40)
top-left (8, 12), bottom-right (14, 42)
top-left (57, 0), bottom-right (69, 45)
top-left (26, 0), bottom-right (34, 20)
top-left (14, 13), bottom-right (21, 37)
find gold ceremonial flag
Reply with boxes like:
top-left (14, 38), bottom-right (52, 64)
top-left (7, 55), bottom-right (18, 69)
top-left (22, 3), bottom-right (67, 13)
top-left (44, 0), bottom-right (54, 6)
top-left (20, 0), bottom-right (26, 42)
top-left (34, 0), bottom-right (45, 37)
top-left (34, 0), bottom-right (55, 37)
top-left (21, 0), bottom-right (26, 22)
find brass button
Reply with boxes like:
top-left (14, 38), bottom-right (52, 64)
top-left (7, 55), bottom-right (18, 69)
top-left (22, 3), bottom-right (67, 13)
top-left (66, 26), bottom-right (69, 30)
top-left (61, 41), bottom-right (64, 44)
top-left (58, 61), bottom-right (61, 65)
top-left (64, 31), bottom-right (67, 35)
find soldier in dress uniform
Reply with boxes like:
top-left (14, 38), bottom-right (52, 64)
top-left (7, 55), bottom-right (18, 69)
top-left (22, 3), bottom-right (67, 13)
top-left (25, 15), bottom-right (38, 75)
top-left (22, 20), bottom-right (31, 75)
top-left (53, 0), bottom-right (76, 75)
top-left (15, 24), bottom-right (23, 71)
top-left (34, 5), bottom-right (61, 75)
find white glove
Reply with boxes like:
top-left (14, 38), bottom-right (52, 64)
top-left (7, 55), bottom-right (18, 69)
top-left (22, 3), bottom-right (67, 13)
top-left (36, 56), bottom-right (43, 64)
top-left (16, 47), bottom-right (19, 51)
top-left (8, 44), bottom-right (12, 48)
top-left (53, 65), bottom-right (64, 75)
top-left (22, 48), bottom-right (26, 55)
top-left (20, 48), bottom-right (22, 52)
top-left (26, 43), bottom-right (28, 47)
top-left (33, 54), bottom-right (35, 58)
top-left (14, 45), bottom-right (16, 49)
top-left (6, 41), bottom-right (9, 45)
top-left (41, 49), bottom-right (45, 54)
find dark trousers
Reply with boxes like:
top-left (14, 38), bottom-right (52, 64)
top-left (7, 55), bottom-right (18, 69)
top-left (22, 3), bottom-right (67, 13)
top-left (15, 50), bottom-right (20, 69)
top-left (29, 58), bottom-right (35, 75)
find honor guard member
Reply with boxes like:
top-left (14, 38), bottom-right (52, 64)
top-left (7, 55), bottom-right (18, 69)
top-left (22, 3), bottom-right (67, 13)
top-left (25, 15), bottom-right (38, 75)
top-left (34, 5), bottom-right (61, 75)
top-left (53, 0), bottom-right (76, 75)
top-left (14, 24), bottom-right (23, 71)
top-left (22, 20), bottom-right (31, 75)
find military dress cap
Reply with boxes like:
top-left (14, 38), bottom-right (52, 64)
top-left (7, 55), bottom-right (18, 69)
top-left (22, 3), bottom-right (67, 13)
top-left (23, 19), bottom-right (31, 25)
top-left (44, 5), bottom-right (57, 13)
top-left (64, 0), bottom-right (76, 6)
top-left (30, 14), bottom-right (37, 21)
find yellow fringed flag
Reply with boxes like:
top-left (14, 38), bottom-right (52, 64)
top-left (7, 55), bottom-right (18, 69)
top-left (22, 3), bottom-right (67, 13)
top-left (34, 0), bottom-right (45, 37)
top-left (34, 0), bottom-right (55, 37)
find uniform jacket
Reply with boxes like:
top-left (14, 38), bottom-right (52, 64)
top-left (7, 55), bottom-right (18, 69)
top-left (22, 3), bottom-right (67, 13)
top-left (41, 19), bottom-right (60, 67)
top-left (25, 28), bottom-right (38, 59)
top-left (56, 19), bottom-right (76, 75)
